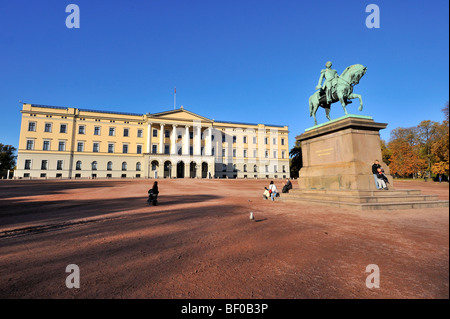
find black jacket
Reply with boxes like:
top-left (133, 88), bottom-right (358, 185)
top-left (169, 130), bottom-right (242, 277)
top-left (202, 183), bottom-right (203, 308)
top-left (372, 163), bottom-right (381, 174)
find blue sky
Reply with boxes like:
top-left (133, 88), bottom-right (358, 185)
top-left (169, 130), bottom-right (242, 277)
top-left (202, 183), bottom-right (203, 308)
top-left (0, 0), bottom-right (448, 150)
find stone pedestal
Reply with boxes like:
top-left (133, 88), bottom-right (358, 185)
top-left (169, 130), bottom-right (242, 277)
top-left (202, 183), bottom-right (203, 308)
top-left (296, 115), bottom-right (393, 191)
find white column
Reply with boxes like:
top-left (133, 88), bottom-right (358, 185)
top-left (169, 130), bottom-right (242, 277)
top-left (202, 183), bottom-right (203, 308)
top-left (205, 127), bottom-right (212, 156)
top-left (183, 126), bottom-right (190, 155)
top-left (159, 124), bottom-right (164, 154)
top-left (147, 123), bottom-right (152, 153)
top-left (194, 125), bottom-right (201, 156)
top-left (170, 124), bottom-right (177, 155)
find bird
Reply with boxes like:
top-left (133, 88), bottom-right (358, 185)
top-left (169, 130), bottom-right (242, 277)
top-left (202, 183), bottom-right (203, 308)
top-left (249, 212), bottom-right (254, 221)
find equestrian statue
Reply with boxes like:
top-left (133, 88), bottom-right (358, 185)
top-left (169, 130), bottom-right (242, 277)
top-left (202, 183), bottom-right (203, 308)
top-left (309, 61), bottom-right (367, 125)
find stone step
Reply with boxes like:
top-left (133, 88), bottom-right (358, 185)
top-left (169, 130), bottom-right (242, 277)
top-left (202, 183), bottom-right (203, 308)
top-left (282, 193), bottom-right (439, 204)
top-left (279, 196), bottom-right (449, 210)
top-left (288, 189), bottom-right (422, 196)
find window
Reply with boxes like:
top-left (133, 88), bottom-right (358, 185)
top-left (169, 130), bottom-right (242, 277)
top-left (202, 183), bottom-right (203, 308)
top-left (233, 149), bottom-right (236, 157)
top-left (152, 129), bottom-right (157, 137)
top-left (137, 129), bottom-right (143, 138)
top-left (164, 145), bottom-right (170, 154)
top-left (211, 147), bottom-right (215, 156)
top-left (264, 137), bottom-right (268, 145)
top-left (94, 126), bottom-right (101, 135)
top-left (243, 164), bottom-right (247, 172)
top-left (273, 138), bottom-right (277, 145)
top-left (273, 150), bottom-right (277, 158)
top-left (189, 132), bottom-right (193, 139)
top-left (107, 161), bottom-right (113, 171)
top-left (93, 143), bottom-right (99, 152)
top-left (281, 138), bottom-right (285, 146)
top-left (136, 162), bottom-right (141, 171)
top-left (41, 160), bottom-right (48, 170)
top-left (233, 164), bottom-right (237, 172)
top-left (26, 140), bottom-right (34, 150)
top-left (274, 165), bottom-right (278, 173)
top-left (92, 161), bottom-right (98, 170)
top-left (40, 173), bottom-right (47, 178)
top-left (109, 127), bottom-right (115, 136)
top-left (123, 144), bottom-right (128, 154)
top-left (76, 161), bottom-right (82, 170)
top-left (43, 140), bottom-right (50, 151)
top-left (137, 145), bottom-right (142, 154)
top-left (58, 141), bottom-right (66, 151)
top-left (24, 160), bottom-right (32, 170)
top-left (254, 165), bottom-right (258, 173)
top-left (165, 130), bottom-right (170, 138)
top-left (108, 143), bottom-right (114, 153)
top-left (253, 136), bottom-right (257, 144)
top-left (282, 165), bottom-right (286, 173)
top-left (265, 150), bottom-right (269, 158)
top-left (152, 145), bottom-right (157, 154)
top-left (189, 146), bottom-right (193, 155)
top-left (78, 125), bottom-right (85, 134)
top-left (77, 142), bottom-right (84, 152)
top-left (222, 134), bottom-right (226, 143)
top-left (222, 149), bottom-right (226, 157)
top-left (122, 162), bottom-right (127, 171)
top-left (232, 136), bottom-right (237, 143)
top-left (57, 160), bottom-right (63, 170)
top-left (265, 165), bottom-right (269, 173)
top-left (253, 150), bottom-right (257, 158)
top-left (60, 124), bottom-right (67, 133)
top-left (211, 135), bottom-right (215, 141)
top-left (123, 128), bottom-right (129, 137)
top-left (222, 164), bottom-right (227, 172)
top-left (28, 122), bottom-right (36, 132)
top-left (243, 149), bottom-right (247, 158)
top-left (44, 123), bottom-right (52, 132)
top-left (243, 136), bottom-right (247, 143)
top-left (178, 147), bottom-right (182, 155)
top-left (282, 151), bottom-right (286, 159)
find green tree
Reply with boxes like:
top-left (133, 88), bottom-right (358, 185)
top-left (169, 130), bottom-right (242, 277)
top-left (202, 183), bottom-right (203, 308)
top-left (289, 140), bottom-right (302, 178)
top-left (0, 144), bottom-right (17, 171)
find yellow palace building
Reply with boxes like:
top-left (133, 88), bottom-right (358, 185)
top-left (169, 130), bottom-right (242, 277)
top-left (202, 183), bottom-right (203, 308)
top-left (16, 103), bottom-right (290, 179)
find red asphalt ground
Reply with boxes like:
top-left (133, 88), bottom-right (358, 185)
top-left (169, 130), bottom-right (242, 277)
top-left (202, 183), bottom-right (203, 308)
top-left (0, 179), bottom-right (448, 299)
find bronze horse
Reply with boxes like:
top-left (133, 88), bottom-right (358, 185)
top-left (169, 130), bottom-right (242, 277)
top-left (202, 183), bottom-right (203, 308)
top-left (309, 64), bottom-right (367, 125)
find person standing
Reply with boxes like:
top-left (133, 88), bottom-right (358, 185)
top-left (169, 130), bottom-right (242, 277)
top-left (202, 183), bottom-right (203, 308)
top-left (372, 160), bottom-right (382, 189)
top-left (269, 181), bottom-right (278, 201)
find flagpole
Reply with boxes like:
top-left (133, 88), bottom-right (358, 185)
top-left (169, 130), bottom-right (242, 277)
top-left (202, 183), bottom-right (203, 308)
top-left (174, 87), bottom-right (176, 110)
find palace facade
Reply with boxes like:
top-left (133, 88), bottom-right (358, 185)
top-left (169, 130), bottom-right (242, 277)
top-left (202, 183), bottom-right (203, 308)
top-left (16, 103), bottom-right (290, 179)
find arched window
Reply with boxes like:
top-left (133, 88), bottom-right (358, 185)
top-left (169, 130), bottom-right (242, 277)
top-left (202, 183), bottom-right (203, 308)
top-left (91, 161), bottom-right (97, 171)
top-left (107, 161), bottom-right (112, 171)
top-left (76, 161), bottom-right (82, 170)
top-left (243, 164), bottom-right (247, 172)
top-left (122, 162), bottom-right (127, 171)
top-left (253, 165), bottom-right (258, 173)
top-left (136, 162), bottom-right (141, 171)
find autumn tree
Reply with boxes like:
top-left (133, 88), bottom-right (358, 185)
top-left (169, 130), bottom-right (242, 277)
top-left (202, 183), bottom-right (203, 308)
top-left (388, 127), bottom-right (426, 178)
top-left (431, 102), bottom-right (449, 176)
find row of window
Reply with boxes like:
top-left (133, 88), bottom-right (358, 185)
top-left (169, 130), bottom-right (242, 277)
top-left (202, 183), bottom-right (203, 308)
top-left (28, 122), bottom-right (143, 138)
top-left (221, 164), bottom-right (287, 173)
top-left (25, 140), bottom-right (287, 158)
top-left (24, 159), bottom-right (142, 171)
top-left (28, 122), bottom-right (286, 145)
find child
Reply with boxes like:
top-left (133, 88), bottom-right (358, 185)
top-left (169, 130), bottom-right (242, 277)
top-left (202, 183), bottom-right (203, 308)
top-left (376, 168), bottom-right (389, 190)
top-left (263, 187), bottom-right (270, 200)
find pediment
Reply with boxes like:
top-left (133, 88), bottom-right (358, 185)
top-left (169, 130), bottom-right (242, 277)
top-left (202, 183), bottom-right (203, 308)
top-left (149, 108), bottom-right (213, 123)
